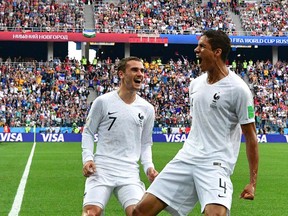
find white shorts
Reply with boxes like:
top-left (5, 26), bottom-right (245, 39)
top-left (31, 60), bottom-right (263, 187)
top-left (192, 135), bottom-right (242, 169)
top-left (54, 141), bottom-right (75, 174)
top-left (147, 159), bottom-right (232, 216)
top-left (83, 168), bottom-right (145, 210)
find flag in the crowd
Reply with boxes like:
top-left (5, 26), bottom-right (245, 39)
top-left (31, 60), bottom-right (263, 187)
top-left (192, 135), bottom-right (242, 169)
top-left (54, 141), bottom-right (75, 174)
top-left (83, 29), bottom-right (96, 38)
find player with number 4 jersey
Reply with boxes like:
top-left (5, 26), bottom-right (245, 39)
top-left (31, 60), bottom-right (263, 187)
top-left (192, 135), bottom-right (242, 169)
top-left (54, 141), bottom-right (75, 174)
top-left (133, 30), bottom-right (259, 216)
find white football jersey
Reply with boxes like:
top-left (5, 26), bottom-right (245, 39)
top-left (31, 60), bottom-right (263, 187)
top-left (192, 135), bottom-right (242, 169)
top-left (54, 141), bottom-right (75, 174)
top-left (175, 70), bottom-right (255, 174)
top-left (82, 90), bottom-right (155, 177)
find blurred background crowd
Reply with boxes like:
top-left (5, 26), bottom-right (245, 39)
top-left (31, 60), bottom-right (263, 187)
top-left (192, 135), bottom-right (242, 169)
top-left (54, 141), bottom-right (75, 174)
top-left (0, 0), bottom-right (287, 36)
top-left (0, 55), bottom-right (287, 134)
top-left (0, 0), bottom-right (287, 134)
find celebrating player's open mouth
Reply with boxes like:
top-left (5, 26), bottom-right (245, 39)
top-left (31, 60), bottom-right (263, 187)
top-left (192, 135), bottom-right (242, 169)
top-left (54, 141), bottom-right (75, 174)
top-left (196, 54), bottom-right (204, 71)
top-left (196, 55), bottom-right (202, 64)
top-left (133, 77), bottom-right (142, 87)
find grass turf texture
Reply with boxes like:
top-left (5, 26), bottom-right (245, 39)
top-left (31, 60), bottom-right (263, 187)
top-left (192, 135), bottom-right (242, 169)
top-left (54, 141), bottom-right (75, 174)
top-left (0, 142), bottom-right (287, 215)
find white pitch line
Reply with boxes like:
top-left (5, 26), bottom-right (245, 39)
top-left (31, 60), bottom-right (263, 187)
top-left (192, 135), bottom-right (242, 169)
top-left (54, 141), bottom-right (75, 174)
top-left (8, 142), bottom-right (37, 216)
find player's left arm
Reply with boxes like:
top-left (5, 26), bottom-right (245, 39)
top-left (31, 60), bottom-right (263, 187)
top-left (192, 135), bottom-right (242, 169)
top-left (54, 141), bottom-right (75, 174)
top-left (240, 122), bottom-right (259, 200)
top-left (140, 105), bottom-right (158, 182)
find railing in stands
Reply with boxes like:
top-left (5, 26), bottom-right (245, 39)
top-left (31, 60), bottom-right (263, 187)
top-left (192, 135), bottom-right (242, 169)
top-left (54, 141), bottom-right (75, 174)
top-left (0, 61), bottom-right (59, 68)
top-left (0, 27), bottom-right (287, 37)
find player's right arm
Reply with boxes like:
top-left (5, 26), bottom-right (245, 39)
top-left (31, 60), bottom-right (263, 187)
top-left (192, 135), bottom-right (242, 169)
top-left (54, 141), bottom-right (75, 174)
top-left (83, 160), bottom-right (96, 177)
top-left (81, 97), bottom-right (103, 177)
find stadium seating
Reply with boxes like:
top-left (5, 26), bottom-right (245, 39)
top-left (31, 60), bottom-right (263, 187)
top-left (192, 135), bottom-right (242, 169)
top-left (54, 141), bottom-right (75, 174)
top-left (0, 0), bottom-right (287, 134)
top-left (0, 0), bottom-right (84, 32)
top-left (1, 0), bottom-right (286, 36)
top-left (0, 56), bottom-right (287, 134)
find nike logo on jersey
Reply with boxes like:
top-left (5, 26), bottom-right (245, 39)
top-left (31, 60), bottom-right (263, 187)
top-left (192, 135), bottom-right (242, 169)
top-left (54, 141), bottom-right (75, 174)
top-left (108, 111), bottom-right (117, 115)
top-left (218, 194), bottom-right (226, 198)
top-left (190, 91), bottom-right (197, 95)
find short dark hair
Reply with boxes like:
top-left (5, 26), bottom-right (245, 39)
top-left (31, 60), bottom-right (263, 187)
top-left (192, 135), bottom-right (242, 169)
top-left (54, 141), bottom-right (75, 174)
top-left (117, 56), bottom-right (142, 73)
top-left (202, 30), bottom-right (231, 62)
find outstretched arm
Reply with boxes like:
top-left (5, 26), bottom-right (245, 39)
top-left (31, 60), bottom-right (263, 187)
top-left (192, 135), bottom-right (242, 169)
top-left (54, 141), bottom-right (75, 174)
top-left (240, 122), bottom-right (259, 200)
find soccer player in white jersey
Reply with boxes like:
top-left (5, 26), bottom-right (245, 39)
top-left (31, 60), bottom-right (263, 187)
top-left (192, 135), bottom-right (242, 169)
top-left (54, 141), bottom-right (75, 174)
top-left (81, 56), bottom-right (158, 216)
top-left (133, 30), bottom-right (259, 216)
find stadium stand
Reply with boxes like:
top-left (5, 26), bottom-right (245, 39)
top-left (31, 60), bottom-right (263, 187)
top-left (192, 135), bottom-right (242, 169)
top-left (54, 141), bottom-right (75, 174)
top-left (93, 0), bottom-right (238, 35)
top-left (239, 0), bottom-right (288, 36)
top-left (0, 56), bottom-right (287, 134)
top-left (0, 0), bottom-right (287, 134)
top-left (0, 0), bottom-right (84, 32)
top-left (1, 0), bottom-right (286, 36)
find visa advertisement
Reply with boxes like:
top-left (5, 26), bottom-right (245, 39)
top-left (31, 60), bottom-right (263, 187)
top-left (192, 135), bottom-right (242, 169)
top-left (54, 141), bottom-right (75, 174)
top-left (1, 133), bottom-right (288, 143)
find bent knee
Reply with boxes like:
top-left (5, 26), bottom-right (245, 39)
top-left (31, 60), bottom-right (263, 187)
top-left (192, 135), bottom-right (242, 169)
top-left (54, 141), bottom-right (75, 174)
top-left (82, 205), bottom-right (102, 216)
top-left (204, 204), bottom-right (227, 216)
top-left (132, 193), bottom-right (167, 216)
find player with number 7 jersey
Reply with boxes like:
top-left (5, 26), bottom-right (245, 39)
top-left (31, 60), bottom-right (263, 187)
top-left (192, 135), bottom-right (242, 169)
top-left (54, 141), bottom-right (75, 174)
top-left (82, 90), bottom-right (155, 177)
top-left (81, 56), bottom-right (158, 216)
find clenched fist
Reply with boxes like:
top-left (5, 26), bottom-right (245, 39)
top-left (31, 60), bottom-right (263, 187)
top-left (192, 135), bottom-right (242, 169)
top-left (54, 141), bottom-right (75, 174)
top-left (83, 160), bottom-right (96, 177)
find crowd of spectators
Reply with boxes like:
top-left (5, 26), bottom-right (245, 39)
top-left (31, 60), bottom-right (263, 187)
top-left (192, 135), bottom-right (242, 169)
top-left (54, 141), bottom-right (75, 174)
top-left (245, 59), bottom-right (288, 134)
top-left (0, 55), bottom-right (287, 134)
top-left (239, 0), bottom-right (288, 36)
top-left (0, 0), bottom-right (287, 134)
top-left (94, 0), bottom-right (237, 35)
top-left (1, 0), bottom-right (287, 36)
top-left (0, 0), bottom-right (84, 32)
top-left (0, 56), bottom-right (90, 130)
top-left (93, 0), bottom-right (288, 36)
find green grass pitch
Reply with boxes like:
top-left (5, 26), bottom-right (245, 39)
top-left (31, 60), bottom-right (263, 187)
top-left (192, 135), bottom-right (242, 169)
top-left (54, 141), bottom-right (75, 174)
top-left (0, 142), bottom-right (287, 216)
